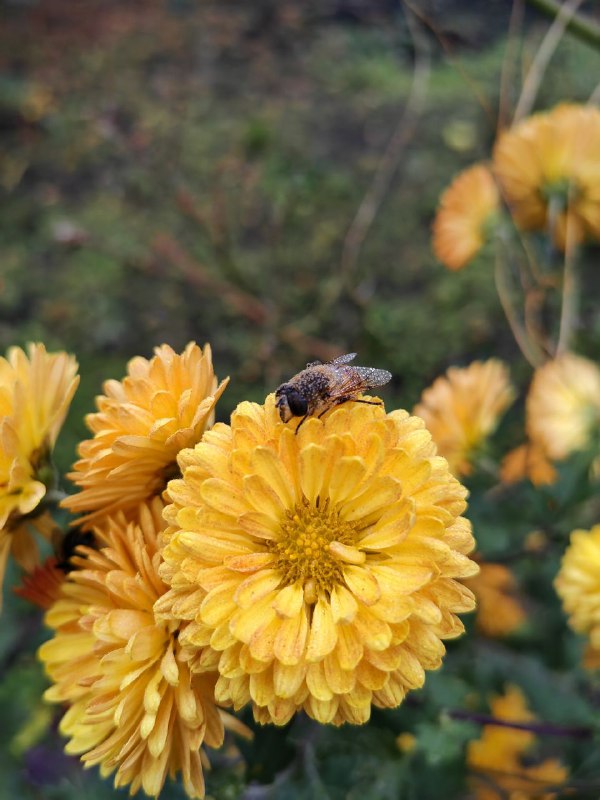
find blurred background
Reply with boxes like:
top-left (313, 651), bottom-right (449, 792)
top-left (1, 1), bottom-right (600, 796)
top-left (2, 0), bottom-right (599, 462)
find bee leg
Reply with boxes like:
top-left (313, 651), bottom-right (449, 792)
top-left (294, 414), bottom-right (309, 435)
top-left (351, 398), bottom-right (383, 406)
top-left (317, 397), bottom-right (354, 418)
top-left (317, 397), bottom-right (383, 419)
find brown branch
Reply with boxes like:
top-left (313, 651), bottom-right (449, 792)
top-left (152, 233), bottom-right (341, 363)
top-left (449, 708), bottom-right (593, 739)
top-left (152, 233), bottom-right (269, 325)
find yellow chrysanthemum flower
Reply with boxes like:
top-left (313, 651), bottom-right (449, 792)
top-left (468, 685), bottom-right (568, 800)
top-left (465, 562), bottom-right (526, 637)
top-left (0, 343), bottom-right (79, 596)
top-left (414, 360), bottom-right (515, 477)
top-left (63, 342), bottom-right (228, 525)
top-left (526, 353), bottom-right (600, 461)
top-left (494, 103), bottom-right (600, 248)
top-left (555, 525), bottom-right (600, 655)
top-left (432, 163), bottom-right (500, 271)
top-left (39, 499), bottom-right (243, 799)
top-left (155, 396), bottom-right (478, 727)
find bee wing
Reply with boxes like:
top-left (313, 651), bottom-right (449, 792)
top-left (352, 366), bottom-right (392, 389)
top-left (307, 353), bottom-right (357, 368)
top-left (330, 353), bottom-right (357, 365)
top-left (327, 365), bottom-right (391, 397)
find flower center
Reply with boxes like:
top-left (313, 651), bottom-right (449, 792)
top-left (268, 498), bottom-right (361, 598)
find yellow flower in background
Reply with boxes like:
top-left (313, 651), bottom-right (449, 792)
top-left (468, 685), bottom-right (568, 800)
top-left (432, 163), bottom-right (500, 270)
top-left (466, 562), bottom-right (526, 637)
top-left (494, 103), bottom-right (600, 248)
top-left (555, 525), bottom-right (600, 655)
top-left (526, 353), bottom-right (600, 461)
top-left (39, 499), bottom-right (244, 799)
top-left (0, 343), bottom-right (79, 597)
top-left (414, 360), bottom-right (515, 477)
top-left (63, 342), bottom-right (228, 526)
top-left (500, 442), bottom-right (557, 487)
top-left (155, 396), bottom-right (477, 727)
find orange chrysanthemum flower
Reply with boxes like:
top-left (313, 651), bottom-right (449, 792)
top-left (63, 342), bottom-right (228, 526)
top-left (494, 103), bottom-right (600, 248)
top-left (432, 163), bottom-right (500, 270)
top-left (500, 441), bottom-right (557, 487)
top-left (526, 353), bottom-right (600, 461)
top-left (468, 685), bottom-right (568, 800)
top-left (0, 343), bottom-right (79, 600)
top-left (14, 555), bottom-right (66, 610)
top-left (155, 396), bottom-right (478, 727)
top-left (414, 360), bottom-right (515, 477)
top-left (465, 562), bottom-right (526, 637)
top-left (39, 499), bottom-right (244, 798)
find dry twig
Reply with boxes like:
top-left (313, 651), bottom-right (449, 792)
top-left (152, 233), bottom-right (341, 363)
top-left (338, 2), bottom-right (431, 295)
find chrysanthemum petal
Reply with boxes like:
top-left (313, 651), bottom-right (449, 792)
top-left (306, 597), bottom-right (337, 661)
top-left (339, 477), bottom-right (401, 523)
top-left (272, 582), bottom-right (305, 619)
top-left (273, 610), bottom-right (309, 666)
top-left (234, 570), bottom-right (282, 609)
top-left (329, 583), bottom-right (358, 624)
top-left (327, 456), bottom-right (367, 506)
top-left (342, 565), bottom-right (381, 606)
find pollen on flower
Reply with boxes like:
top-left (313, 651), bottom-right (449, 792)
top-left (270, 498), bottom-right (360, 595)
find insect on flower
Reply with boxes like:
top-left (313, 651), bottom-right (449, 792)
top-left (275, 353), bottom-right (392, 433)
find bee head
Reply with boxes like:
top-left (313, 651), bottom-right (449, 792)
top-left (275, 385), bottom-right (308, 422)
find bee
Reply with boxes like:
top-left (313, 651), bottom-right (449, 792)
top-left (275, 353), bottom-right (392, 433)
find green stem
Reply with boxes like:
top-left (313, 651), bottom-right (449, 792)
top-left (526, 0), bottom-right (600, 49)
top-left (556, 208), bottom-right (579, 355)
